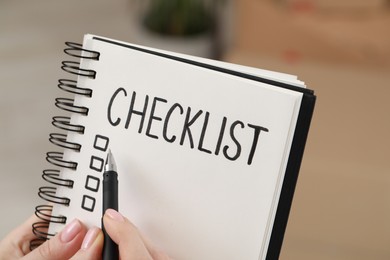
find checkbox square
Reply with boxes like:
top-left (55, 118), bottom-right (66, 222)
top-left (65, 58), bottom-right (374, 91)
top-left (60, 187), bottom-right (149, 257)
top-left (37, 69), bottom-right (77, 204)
top-left (94, 135), bottom-right (109, 152)
top-left (90, 156), bottom-right (104, 172)
top-left (85, 175), bottom-right (100, 192)
top-left (81, 195), bottom-right (96, 212)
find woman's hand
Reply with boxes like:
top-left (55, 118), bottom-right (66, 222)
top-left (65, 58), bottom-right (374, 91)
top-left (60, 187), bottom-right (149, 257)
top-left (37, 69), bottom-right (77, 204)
top-left (0, 209), bottom-right (170, 260)
top-left (103, 208), bottom-right (170, 260)
top-left (0, 213), bottom-right (103, 260)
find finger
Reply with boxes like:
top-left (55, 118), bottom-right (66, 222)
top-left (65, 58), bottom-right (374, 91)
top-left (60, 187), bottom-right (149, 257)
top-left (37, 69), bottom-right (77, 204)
top-left (144, 242), bottom-right (172, 260)
top-left (23, 219), bottom-right (87, 260)
top-left (103, 209), bottom-right (153, 260)
top-left (137, 231), bottom-right (172, 260)
top-left (70, 226), bottom-right (104, 260)
top-left (0, 214), bottom-right (41, 257)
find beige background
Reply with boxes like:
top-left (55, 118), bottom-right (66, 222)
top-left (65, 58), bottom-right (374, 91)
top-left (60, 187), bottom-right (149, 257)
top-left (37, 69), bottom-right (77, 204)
top-left (228, 1), bottom-right (390, 259)
top-left (1, 0), bottom-right (389, 259)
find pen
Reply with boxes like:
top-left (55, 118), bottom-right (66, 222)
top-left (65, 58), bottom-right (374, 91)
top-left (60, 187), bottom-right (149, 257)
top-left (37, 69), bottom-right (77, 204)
top-left (102, 149), bottom-right (119, 260)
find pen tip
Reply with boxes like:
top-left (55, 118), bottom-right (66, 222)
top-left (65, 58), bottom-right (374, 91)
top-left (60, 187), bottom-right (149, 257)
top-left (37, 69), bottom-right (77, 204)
top-left (105, 149), bottom-right (117, 172)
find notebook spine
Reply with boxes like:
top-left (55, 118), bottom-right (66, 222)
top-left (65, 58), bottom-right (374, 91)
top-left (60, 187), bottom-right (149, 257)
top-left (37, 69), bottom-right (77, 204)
top-left (30, 42), bottom-right (99, 250)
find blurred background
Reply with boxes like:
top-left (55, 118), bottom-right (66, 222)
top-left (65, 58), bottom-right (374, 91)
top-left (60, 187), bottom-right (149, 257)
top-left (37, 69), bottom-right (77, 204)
top-left (1, 0), bottom-right (389, 259)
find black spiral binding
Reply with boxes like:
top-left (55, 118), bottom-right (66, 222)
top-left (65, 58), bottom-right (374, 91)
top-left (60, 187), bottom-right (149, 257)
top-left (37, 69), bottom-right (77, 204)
top-left (30, 42), bottom-right (99, 250)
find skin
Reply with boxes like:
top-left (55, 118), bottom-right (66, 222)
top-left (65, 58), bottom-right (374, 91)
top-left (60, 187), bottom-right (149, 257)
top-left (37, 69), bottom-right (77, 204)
top-left (0, 209), bottom-right (171, 260)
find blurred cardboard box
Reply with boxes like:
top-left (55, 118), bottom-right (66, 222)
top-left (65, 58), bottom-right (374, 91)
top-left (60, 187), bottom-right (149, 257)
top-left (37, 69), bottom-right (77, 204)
top-left (225, 2), bottom-right (390, 260)
top-left (283, 0), bottom-right (388, 11)
top-left (228, 0), bottom-right (390, 69)
top-left (288, 0), bottom-right (388, 12)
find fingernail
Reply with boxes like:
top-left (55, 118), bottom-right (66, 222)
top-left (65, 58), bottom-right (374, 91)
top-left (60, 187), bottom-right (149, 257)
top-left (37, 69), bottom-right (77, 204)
top-left (106, 208), bottom-right (124, 222)
top-left (60, 219), bottom-right (82, 243)
top-left (81, 226), bottom-right (100, 250)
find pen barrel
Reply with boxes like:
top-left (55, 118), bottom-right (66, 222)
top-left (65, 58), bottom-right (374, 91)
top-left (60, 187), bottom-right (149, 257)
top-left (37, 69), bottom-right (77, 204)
top-left (102, 170), bottom-right (119, 260)
top-left (103, 170), bottom-right (118, 212)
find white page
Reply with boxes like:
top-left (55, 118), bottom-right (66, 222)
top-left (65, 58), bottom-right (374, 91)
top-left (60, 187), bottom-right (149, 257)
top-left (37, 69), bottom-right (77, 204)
top-left (102, 36), bottom-right (305, 87)
top-left (50, 35), bottom-right (303, 260)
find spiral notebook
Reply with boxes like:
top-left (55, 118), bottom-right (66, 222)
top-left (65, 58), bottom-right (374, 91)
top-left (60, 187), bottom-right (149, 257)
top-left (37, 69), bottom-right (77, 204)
top-left (32, 34), bottom-right (315, 260)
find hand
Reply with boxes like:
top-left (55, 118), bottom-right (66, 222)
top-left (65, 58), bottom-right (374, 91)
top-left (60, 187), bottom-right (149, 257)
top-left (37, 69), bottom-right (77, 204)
top-left (0, 213), bottom-right (103, 260)
top-left (0, 209), bottom-right (171, 260)
top-left (103, 208), bottom-right (171, 260)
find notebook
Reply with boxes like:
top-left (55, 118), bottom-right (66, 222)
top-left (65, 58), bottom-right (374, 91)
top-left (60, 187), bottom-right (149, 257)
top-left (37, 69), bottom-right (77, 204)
top-left (32, 34), bottom-right (316, 260)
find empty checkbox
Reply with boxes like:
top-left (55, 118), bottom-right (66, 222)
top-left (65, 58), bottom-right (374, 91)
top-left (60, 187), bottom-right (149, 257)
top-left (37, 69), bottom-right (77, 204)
top-left (89, 156), bottom-right (104, 172)
top-left (94, 135), bottom-right (109, 152)
top-left (81, 195), bottom-right (96, 212)
top-left (85, 175), bottom-right (100, 192)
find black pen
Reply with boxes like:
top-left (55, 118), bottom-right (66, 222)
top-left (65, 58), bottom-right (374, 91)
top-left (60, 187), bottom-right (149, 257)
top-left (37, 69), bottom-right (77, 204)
top-left (102, 149), bottom-right (119, 260)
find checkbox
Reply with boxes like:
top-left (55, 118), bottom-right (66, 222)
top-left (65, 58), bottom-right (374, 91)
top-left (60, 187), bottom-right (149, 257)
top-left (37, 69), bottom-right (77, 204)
top-left (85, 175), bottom-right (100, 192)
top-left (81, 195), bottom-right (96, 212)
top-left (94, 135), bottom-right (109, 152)
top-left (89, 156), bottom-right (104, 172)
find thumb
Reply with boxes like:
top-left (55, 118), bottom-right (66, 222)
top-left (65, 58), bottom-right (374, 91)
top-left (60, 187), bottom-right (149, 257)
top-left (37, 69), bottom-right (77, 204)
top-left (24, 219), bottom-right (86, 260)
top-left (103, 209), bottom-right (153, 260)
top-left (70, 227), bottom-right (104, 260)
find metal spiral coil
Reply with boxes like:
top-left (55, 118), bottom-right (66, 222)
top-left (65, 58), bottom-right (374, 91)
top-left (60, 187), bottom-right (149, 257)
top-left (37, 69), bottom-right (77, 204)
top-left (30, 221), bottom-right (51, 250)
top-left (52, 116), bottom-right (85, 134)
top-left (58, 79), bottom-right (92, 97)
top-left (46, 151), bottom-right (78, 170)
top-left (35, 204), bottom-right (67, 224)
top-left (42, 169), bottom-right (74, 188)
top-left (49, 133), bottom-right (81, 152)
top-left (31, 41), bottom-right (99, 250)
top-left (61, 61), bottom-right (96, 78)
top-left (55, 97), bottom-right (89, 115)
top-left (64, 41), bottom-right (100, 60)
